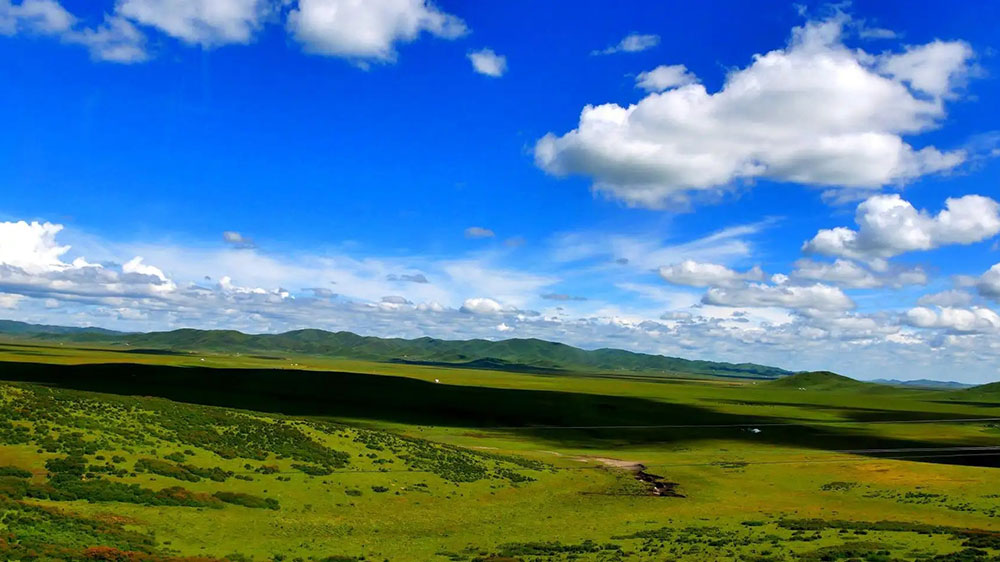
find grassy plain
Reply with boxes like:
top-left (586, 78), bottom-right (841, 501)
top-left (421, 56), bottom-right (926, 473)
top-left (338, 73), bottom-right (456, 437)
top-left (0, 339), bottom-right (997, 561)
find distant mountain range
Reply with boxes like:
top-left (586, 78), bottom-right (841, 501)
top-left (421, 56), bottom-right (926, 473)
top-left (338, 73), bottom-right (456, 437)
top-left (0, 319), bottom-right (791, 379)
top-left (869, 378), bottom-right (974, 390)
top-left (0, 320), bottom-right (990, 390)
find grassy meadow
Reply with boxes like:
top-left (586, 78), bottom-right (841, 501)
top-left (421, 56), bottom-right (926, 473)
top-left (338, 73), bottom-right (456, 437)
top-left (0, 339), bottom-right (998, 561)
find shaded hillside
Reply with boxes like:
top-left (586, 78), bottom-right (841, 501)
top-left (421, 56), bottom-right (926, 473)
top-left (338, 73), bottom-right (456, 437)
top-left (1, 321), bottom-right (790, 379)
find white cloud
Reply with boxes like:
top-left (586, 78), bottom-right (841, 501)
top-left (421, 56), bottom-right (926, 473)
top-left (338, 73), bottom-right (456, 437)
top-left (0, 1), bottom-right (147, 62)
top-left (287, 0), bottom-right (466, 63)
top-left (791, 258), bottom-right (926, 288)
top-left (635, 64), bottom-right (697, 92)
top-left (879, 40), bottom-right (974, 98)
top-left (0, 0), bottom-right (74, 35)
top-left (593, 32), bottom-right (659, 55)
top-left (464, 226), bottom-right (495, 239)
top-left (0, 221), bottom-right (178, 301)
top-left (804, 194), bottom-right (1000, 261)
top-left (11, 217), bottom-right (1000, 382)
top-left (0, 293), bottom-right (23, 309)
top-left (858, 26), bottom-right (896, 40)
top-left (659, 260), bottom-right (764, 288)
top-left (536, 15), bottom-right (972, 208)
top-left (5, 0), bottom-right (468, 65)
top-left (460, 297), bottom-right (504, 315)
top-left (67, 15), bottom-right (147, 63)
top-left (468, 48), bottom-right (506, 77)
top-left (703, 283), bottom-right (855, 312)
top-left (917, 289), bottom-right (973, 307)
top-left (116, 0), bottom-right (273, 46)
top-left (222, 230), bottom-right (256, 249)
top-left (976, 263), bottom-right (1000, 301)
top-left (551, 221), bottom-right (768, 271)
top-left (0, 221), bottom-right (71, 274)
top-left (906, 306), bottom-right (1000, 334)
top-left (122, 257), bottom-right (176, 293)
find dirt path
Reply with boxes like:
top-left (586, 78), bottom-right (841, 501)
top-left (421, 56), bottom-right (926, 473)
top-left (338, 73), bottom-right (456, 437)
top-left (574, 455), bottom-right (684, 498)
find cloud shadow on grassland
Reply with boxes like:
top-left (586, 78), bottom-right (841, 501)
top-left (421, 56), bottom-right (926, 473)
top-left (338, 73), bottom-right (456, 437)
top-left (0, 361), bottom-right (997, 468)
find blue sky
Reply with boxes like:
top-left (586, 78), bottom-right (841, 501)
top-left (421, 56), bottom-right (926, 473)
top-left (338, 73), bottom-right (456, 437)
top-left (2, 0), bottom-right (1000, 382)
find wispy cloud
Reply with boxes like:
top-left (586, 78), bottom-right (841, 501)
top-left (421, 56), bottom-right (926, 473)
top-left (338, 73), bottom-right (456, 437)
top-left (592, 32), bottom-right (660, 55)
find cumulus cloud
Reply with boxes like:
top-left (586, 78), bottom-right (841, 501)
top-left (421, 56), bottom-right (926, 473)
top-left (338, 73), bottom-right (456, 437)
top-left (536, 15), bottom-right (972, 208)
top-left (659, 260), bottom-right (764, 288)
top-left (464, 226), bottom-right (495, 239)
top-left (380, 295), bottom-right (412, 305)
top-left (791, 258), bottom-right (926, 288)
top-left (287, 0), bottom-right (466, 63)
top-left (635, 64), bottom-right (698, 92)
top-left (460, 297), bottom-right (504, 315)
top-left (703, 283), bottom-right (855, 312)
top-left (468, 47), bottom-right (506, 77)
top-left (976, 263), bottom-right (1000, 301)
top-left (0, 221), bottom-right (178, 300)
top-left (906, 306), bottom-right (1000, 334)
top-left (4, 0), bottom-right (466, 65)
top-left (804, 194), bottom-right (1000, 262)
top-left (0, 221), bottom-right (71, 273)
top-left (593, 32), bottom-right (659, 55)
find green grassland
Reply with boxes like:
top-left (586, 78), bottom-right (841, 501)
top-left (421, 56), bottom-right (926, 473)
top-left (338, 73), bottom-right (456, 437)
top-left (0, 340), bottom-right (998, 561)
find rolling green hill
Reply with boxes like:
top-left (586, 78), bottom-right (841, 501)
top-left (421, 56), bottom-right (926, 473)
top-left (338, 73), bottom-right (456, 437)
top-left (0, 321), bottom-right (791, 379)
top-left (963, 380), bottom-right (1000, 399)
top-left (767, 371), bottom-right (868, 391)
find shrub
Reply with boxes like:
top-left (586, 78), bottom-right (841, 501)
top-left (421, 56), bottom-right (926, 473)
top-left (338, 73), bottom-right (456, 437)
top-left (45, 455), bottom-right (87, 476)
top-left (213, 491), bottom-right (280, 510)
top-left (0, 466), bottom-right (32, 478)
top-left (292, 463), bottom-right (333, 476)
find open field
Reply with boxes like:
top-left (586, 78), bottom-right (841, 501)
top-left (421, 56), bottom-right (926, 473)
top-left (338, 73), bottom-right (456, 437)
top-left (0, 340), bottom-right (998, 561)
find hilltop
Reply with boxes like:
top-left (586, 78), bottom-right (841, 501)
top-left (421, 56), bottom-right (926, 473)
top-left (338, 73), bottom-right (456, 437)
top-left (0, 321), bottom-right (791, 380)
top-left (767, 371), bottom-right (868, 391)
